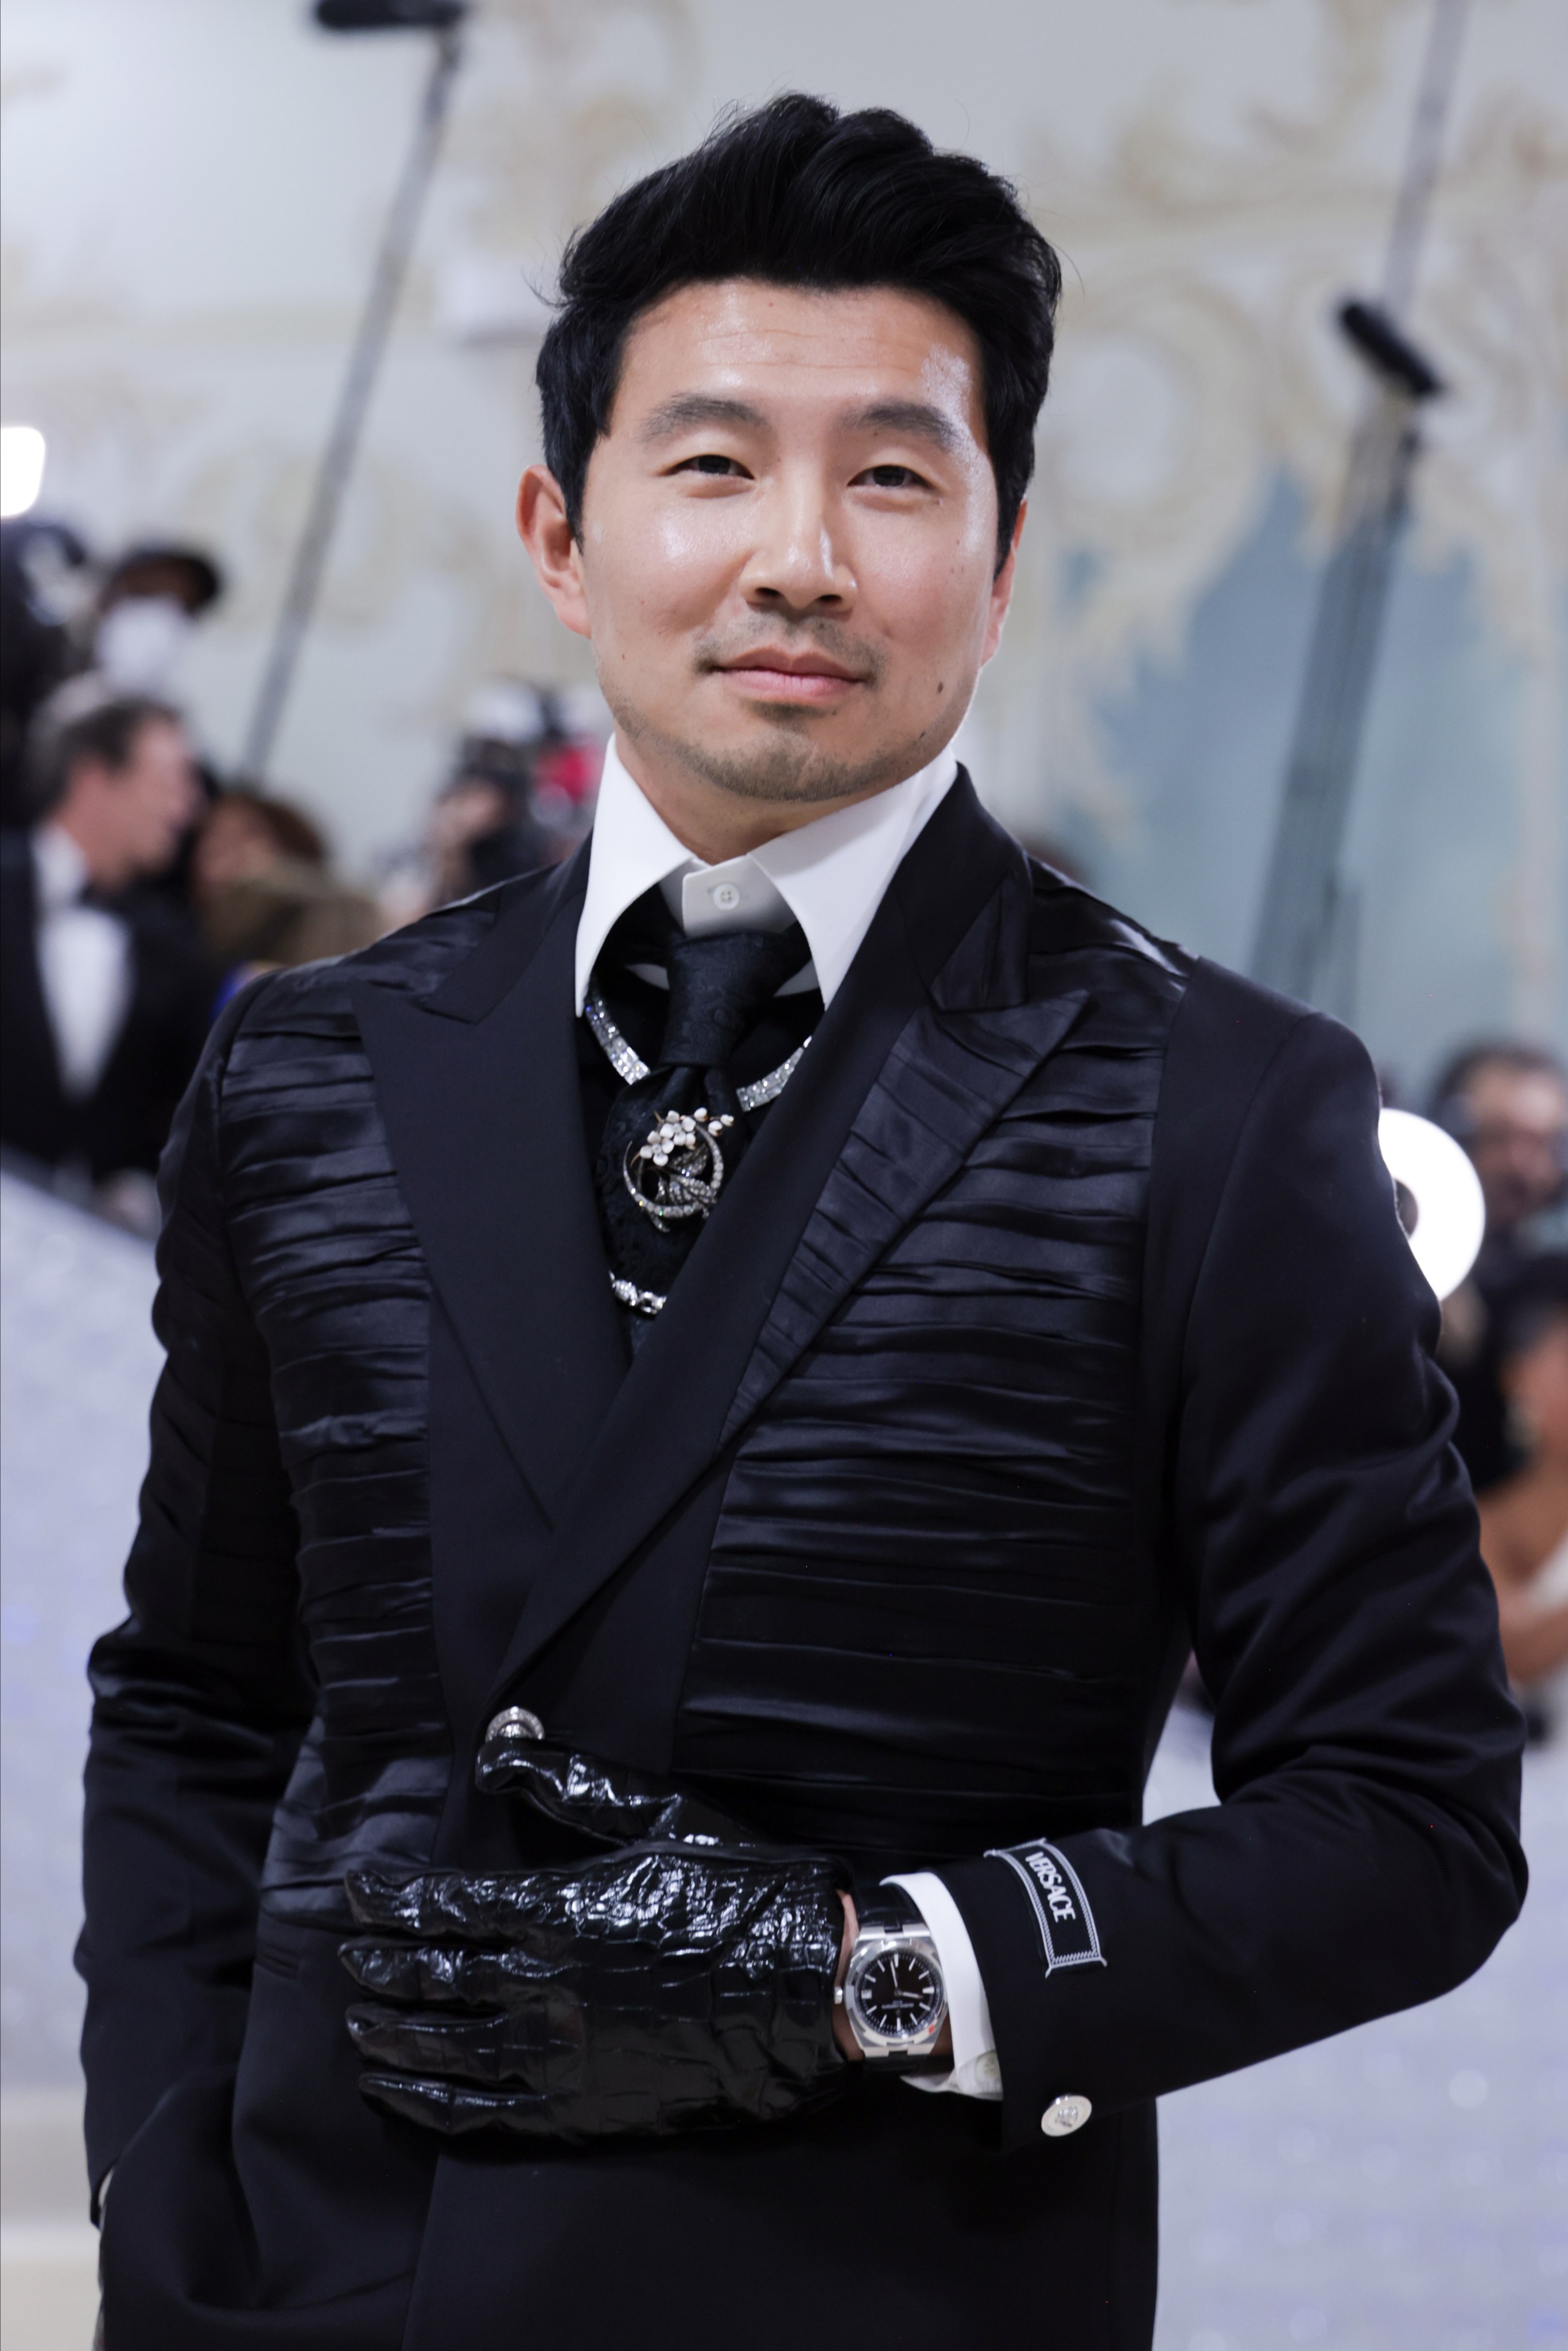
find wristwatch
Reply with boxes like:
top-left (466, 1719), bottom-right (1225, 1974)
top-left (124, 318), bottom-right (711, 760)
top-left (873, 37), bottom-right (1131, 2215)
top-left (839, 1888), bottom-right (948, 2067)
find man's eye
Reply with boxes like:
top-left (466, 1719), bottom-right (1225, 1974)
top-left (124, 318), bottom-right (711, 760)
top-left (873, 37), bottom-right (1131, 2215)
top-left (857, 464), bottom-right (926, 489)
top-left (673, 454), bottom-right (747, 477)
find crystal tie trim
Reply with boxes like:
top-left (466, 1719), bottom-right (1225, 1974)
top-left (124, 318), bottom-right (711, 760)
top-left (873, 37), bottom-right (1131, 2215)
top-left (585, 985), bottom-right (809, 1113)
top-left (610, 1273), bottom-right (667, 1316)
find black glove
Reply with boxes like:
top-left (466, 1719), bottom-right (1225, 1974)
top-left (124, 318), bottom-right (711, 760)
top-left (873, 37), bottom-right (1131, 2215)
top-left (339, 1736), bottom-right (848, 2142)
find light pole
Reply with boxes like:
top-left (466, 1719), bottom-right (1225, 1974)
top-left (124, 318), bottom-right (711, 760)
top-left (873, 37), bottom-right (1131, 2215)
top-left (240, 1), bottom-right (468, 783)
top-left (1249, 0), bottom-right (1469, 1011)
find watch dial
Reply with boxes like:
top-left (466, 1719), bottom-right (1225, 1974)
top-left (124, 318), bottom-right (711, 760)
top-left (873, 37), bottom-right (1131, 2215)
top-left (857, 1946), bottom-right (942, 2040)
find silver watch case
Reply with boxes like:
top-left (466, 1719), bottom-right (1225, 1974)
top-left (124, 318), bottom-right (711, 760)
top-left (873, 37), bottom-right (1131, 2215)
top-left (841, 1921), bottom-right (948, 2063)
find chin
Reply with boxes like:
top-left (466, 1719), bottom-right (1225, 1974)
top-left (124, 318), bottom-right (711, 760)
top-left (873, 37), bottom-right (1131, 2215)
top-left (694, 734), bottom-right (895, 807)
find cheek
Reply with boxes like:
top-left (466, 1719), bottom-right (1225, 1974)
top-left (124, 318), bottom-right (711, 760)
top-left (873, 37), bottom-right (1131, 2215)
top-left (860, 521), bottom-right (995, 660)
top-left (591, 502), bottom-right (740, 638)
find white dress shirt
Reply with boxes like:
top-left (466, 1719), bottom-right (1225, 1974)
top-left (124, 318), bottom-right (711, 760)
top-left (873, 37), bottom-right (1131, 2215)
top-left (574, 738), bottom-right (960, 1013)
top-left (576, 739), bottom-right (1002, 2099)
top-left (32, 824), bottom-right (133, 1101)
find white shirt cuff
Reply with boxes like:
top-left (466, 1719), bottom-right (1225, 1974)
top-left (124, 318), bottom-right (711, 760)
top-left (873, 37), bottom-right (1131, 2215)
top-left (885, 1871), bottom-right (1003, 2100)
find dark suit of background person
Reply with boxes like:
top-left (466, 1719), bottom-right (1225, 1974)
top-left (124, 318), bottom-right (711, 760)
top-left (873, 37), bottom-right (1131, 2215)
top-left (1, 683), bottom-right (211, 1186)
top-left (78, 762), bottom-right (1524, 2350)
top-left (0, 830), bottom-right (211, 1182)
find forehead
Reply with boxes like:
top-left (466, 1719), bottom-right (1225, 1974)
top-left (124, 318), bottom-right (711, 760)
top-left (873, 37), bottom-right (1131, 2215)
top-left (608, 280), bottom-right (986, 436)
top-left (1466, 1065), bottom-right (1568, 1127)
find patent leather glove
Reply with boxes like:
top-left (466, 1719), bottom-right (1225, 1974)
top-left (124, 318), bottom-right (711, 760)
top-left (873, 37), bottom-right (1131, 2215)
top-left (339, 1736), bottom-right (848, 2142)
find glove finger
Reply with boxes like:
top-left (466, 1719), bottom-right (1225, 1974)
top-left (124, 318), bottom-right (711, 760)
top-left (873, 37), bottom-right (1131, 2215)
top-left (475, 1739), bottom-right (752, 1849)
top-left (358, 2073), bottom-right (565, 2137)
top-left (339, 1937), bottom-right (559, 2007)
top-left (346, 1999), bottom-right (564, 2086)
top-left (344, 1864), bottom-right (568, 1941)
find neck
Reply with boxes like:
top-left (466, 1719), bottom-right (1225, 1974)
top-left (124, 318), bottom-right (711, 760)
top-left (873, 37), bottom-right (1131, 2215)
top-left (614, 735), bottom-right (914, 866)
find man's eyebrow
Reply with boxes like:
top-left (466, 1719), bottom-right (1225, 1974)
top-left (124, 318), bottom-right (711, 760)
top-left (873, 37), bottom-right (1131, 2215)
top-left (849, 400), bottom-right (961, 453)
top-left (636, 394), bottom-right (766, 444)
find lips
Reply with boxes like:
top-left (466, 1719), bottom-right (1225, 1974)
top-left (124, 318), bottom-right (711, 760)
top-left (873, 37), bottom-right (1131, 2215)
top-left (716, 649), bottom-right (865, 703)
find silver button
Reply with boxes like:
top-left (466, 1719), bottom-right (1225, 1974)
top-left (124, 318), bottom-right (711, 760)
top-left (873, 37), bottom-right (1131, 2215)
top-left (1041, 2094), bottom-right (1092, 2137)
top-left (710, 882), bottom-right (742, 911)
top-left (485, 1706), bottom-right (545, 1745)
top-left (975, 2051), bottom-right (1003, 2092)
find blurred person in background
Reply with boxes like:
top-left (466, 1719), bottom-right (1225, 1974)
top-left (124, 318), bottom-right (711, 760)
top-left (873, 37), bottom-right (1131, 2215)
top-left (90, 540), bottom-right (224, 699)
top-left (1434, 1041), bottom-right (1568, 1491)
top-left (0, 678), bottom-right (209, 1205)
top-left (0, 514), bottom-right (92, 830)
top-left (191, 785), bottom-right (385, 1002)
top-left (1477, 1256), bottom-right (1568, 1735)
top-left (382, 679), bottom-right (606, 924)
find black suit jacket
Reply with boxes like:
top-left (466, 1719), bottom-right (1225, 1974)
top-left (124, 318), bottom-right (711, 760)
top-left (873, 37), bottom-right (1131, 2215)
top-left (79, 778), bottom-right (1524, 2351)
top-left (0, 831), bottom-right (212, 1180)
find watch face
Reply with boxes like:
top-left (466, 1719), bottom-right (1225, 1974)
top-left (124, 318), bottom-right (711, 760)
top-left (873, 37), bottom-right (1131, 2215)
top-left (854, 1944), bottom-right (944, 2043)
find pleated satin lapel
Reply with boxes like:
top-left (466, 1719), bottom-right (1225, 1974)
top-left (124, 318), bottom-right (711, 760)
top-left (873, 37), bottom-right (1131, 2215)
top-left (720, 986), bottom-right (1089, 1446)
top-left (350, 851), bottom-right (625, 1527)
top-left (484, 778), bottom-right (1084, 1706)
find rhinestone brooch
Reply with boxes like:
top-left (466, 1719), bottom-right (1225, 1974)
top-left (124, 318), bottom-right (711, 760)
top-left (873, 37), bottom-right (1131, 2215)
top-left (623, 1105), bottom-right (735, 1226)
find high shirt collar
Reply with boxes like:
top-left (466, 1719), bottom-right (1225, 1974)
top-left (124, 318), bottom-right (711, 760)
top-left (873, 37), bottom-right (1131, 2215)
top-left (573, 737), bottom-right (958, 1014)
top-left (32, 822), bottom-right (93, 915)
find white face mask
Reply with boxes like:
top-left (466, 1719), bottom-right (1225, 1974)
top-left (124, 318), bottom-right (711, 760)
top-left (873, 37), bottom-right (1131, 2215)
top-left (95, 595), bottom-right (195, 692)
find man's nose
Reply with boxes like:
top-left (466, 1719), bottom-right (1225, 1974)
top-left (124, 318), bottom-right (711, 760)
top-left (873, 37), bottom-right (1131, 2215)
top-left (738, 472), bottom-right (852, 614)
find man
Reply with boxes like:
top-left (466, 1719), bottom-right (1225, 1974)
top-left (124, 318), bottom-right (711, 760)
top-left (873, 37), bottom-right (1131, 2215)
top-left (1434, 1041), bottom-right (1568, 1490)
top-left (80, 98), bottom-right (1524, 2351)
top-left (1, 680), bottom-right (209, 1188)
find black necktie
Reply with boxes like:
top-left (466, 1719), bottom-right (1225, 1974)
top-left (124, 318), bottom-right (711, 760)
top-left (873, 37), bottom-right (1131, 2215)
top-left (593, 904), bottom-right (812, 1322)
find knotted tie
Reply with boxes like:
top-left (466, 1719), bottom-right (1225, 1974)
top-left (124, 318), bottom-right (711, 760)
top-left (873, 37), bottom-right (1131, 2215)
top-left (593, 913), bottom-right (812, 1320)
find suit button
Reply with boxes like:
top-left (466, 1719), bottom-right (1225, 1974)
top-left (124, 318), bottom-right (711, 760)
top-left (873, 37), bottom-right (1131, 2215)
top-left (486, 1706), bottom-right (545, 1745)
top-left (1041, 2094), bottom-right (1092, 2137)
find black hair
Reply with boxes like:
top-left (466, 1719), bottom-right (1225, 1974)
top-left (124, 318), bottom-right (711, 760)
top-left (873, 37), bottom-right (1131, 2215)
top-left (208, 786), bottom-right (329, 869)
top-left (26, 677), bottom-right (183, 818)
top-left (104, 541), bottom-right (224, 614)
top-left (537, 94), bottom-right (1061, 570)
top-left (1431, 1039), bottom-right (1567, 1133)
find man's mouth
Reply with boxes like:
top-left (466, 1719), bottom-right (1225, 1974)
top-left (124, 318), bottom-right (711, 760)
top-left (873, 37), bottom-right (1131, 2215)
top-left (715, 649), bottom-right (868, 705)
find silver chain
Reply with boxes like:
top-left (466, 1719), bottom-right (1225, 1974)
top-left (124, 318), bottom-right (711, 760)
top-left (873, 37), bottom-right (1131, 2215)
top-left (584, 984), bottom-right (809, 1112)
top-left (610, 1274), bottom-right (667, 1318)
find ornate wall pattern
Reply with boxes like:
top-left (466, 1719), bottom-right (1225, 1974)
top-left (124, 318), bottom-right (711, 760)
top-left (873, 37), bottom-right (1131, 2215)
top-left (2, 0), bottom-right (1562, 1080)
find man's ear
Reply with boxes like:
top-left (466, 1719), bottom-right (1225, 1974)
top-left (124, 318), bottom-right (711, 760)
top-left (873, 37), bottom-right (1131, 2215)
top-left (517, 466), bottom-right (591, 641)
top-left (980, 498), bottom-right (1026, 667)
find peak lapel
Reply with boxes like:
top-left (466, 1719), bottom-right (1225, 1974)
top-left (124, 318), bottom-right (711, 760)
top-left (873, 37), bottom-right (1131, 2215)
top-left (720, 984), bottom-right (1089, 1446)
top-left (485, 778), bottom-right (1082, 1706)
top-left (350, 855), bottom-right (624, 1527)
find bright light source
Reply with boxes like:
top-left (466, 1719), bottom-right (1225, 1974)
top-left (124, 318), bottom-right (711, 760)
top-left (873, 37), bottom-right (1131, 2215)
top-left (0, 426), bottom-right (46, 520)
top-left (1378, 1108), bottom-right (1485, 1301)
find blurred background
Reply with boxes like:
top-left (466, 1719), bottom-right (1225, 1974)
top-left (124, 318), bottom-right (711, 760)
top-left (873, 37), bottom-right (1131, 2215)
top-left (1, 3), bottom-right (1564, 2346)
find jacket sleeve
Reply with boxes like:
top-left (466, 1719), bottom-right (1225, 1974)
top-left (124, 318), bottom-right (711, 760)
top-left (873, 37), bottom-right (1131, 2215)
top-left (936, 1002), bottom-right (1527, 2151)
top-left (76, 982), bottom-right (315, 2195)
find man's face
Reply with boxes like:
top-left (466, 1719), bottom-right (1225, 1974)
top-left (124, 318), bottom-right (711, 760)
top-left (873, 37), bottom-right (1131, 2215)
top-left (68, 719), bottom-right (201, 892)
top-left (1461, 1063), bottom-right (1568, 1236)
top-left (519, 281), bottom-right (1018, 843)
